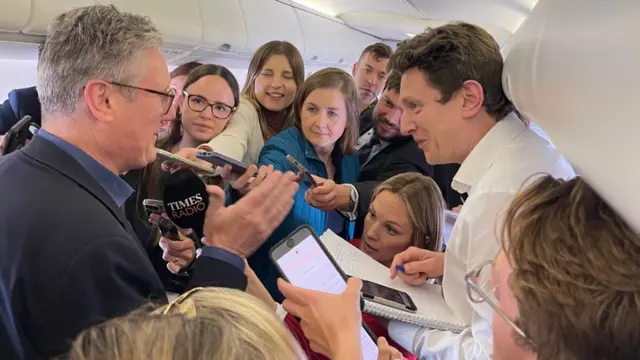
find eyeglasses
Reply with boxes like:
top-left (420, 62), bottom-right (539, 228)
top-left (158, 287), bottom-right (205, 316)
top-left (183, 91), bottom-right (236, 119)
top-left (109, 81), bottom-right (175, 115)
top-left (465, 260), bottom-right (530, 342)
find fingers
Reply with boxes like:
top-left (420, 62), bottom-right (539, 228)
top-left (281, 297), bottom-right (306, 319)
top-left (167, 262), bottom-right (182, 274)
top-left (204, 185), bottom-right (226, 238)
top-left (278, 278), bottom-right (314, 305)
top-left (377, 337), bottom-right (393, 360)
top-left (230, 164), bottom-right (258, 187)
top-left (397, 271), bottom-right (428, 286)
top-left (159, 237), bottom-right (193, 252)
top-left (253, 164), bottom-right (273, 188)
top-left (377, 336), bottom-right (405, 360)
top-left (390, 247), bottom-right (430, 278)
top-left (345, 277), bottom-right (363, 296)
top-left (403, 257), bottom-right (439, 276)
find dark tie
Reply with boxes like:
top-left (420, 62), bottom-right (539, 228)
top-left (359, 136), bottom-right (380, 164)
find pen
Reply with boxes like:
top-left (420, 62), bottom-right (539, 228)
top-left (395, 264), bottom-right (405, 272)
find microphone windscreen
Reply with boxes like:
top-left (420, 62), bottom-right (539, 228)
top-left (162, 169), bottom-right (209, 237)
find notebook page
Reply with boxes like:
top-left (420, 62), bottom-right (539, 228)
top-left (320, 230), bottom-right (464, 327)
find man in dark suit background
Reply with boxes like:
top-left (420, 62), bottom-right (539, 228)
top-left (306, 71), bottom-right (461, 237)
top-left (0, 5), bottom-right (299, 360)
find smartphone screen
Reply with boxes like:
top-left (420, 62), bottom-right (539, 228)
top-left (273, 231), bottom-right (379, 360)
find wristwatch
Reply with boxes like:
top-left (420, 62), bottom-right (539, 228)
top-left (347, 185), bottom-right (357, 212)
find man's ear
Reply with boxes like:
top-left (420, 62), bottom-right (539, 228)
top-left (352, 62), bottom-right (358, 77)
top-left (83, 80), bottom-right (116, 123)
top-left (459, 80), bottom-right (484, 119)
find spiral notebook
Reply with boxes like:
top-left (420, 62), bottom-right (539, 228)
top-left (320, 230), bottom-right (466, 334)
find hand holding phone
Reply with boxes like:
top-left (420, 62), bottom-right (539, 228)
top-left (286, 155), bottom-right (318, 188)
top-left (149, 213), bottom-right (180, 241)
top-left (278, 277), bottom-right (367, 359)
top-left (155, 148), bottom-right (215, 176)
top-left (196, 151), bottom-right (250, 175)
top-left (271, 225), bottom-right (379, 359)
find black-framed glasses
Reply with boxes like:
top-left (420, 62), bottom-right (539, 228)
top-left (109, 81), bottom-right (175, 115)
top-left (183, 91), bottom-right (236, 119)
top-left (465, 260), bottom-right (530, 342)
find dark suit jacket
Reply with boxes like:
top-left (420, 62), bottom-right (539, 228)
top-left (0, 86), bottom-right (41, 135)
top-left (353, 136), bottom-right (462, 237)
top-left (0, 136), bottom-right (246, 359)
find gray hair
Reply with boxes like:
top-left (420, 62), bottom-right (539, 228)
top-left (38, 4), bottom-right (163, 115)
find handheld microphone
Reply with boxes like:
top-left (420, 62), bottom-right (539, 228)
top-left (162, 168), bottom-right (209, 239)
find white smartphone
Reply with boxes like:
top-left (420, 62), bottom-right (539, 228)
top-left (270, 225), bottom-right (379, 360)
top-left (155, 148), bottom-right (216, 176)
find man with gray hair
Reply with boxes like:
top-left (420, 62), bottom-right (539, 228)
top-left (0, 5), bottom-right (299, 359)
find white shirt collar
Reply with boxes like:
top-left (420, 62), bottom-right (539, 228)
top-left (452, 113), bottom-right (526, 194)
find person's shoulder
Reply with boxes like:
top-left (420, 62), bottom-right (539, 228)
top-left (267, 127), bottom-right (303, 146)
top-left (235, 96), bottom-right (260, 119)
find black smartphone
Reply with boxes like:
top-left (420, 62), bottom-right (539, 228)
top-left (142, 199), bottom-right (165, 218)
top-left (270, 225), bottom-right (379, 360)
top-left (196, 151), bottom-right (249, 175)
top-left (2, 115), bottom-right (39, 155)
top-left (361, 279), bottom-right (417, 313)
top-left (286, 154), bottom-right (318, 187)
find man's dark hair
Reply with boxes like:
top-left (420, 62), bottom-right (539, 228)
top-left (384, 70), bottom-right (401, 93)
top-left (389, 22), bottom-right (513, 121)
top-left (359, 42), bottom-right (393, 62)
top-left (170, 61), bottom-right (203, 79)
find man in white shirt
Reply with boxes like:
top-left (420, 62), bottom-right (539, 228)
top-left (386, 22), bottom-right (575, 359)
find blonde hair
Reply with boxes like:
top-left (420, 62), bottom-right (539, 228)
top-left (294, 67), bottom-right (360, 155)
top-left (69, 288), bottom-right (303, 360)
top-left (502, 176), bottom-right (640, 360)
top-left (242, 41), bottom-right (305, 141)
top-left (371, 173), bottom-right (445, 251)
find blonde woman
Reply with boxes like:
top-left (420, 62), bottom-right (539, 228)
top-left (68, 288), bottom-right (305, 360)
top-left (69, 286), bottom-right (405, 360)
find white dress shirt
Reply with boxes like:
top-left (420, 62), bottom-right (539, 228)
top-left (388, 114), bottom-right (575, 359)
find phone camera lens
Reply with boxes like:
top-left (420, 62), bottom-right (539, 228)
top-left (286, 239), bottom-right (295, 248)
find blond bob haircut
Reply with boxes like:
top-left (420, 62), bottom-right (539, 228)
top-left (68, 288), bottom-right (304, 360)
top-left (502, 175), bottom-right (640, 360)
top-left (294, 67), bottom-right (360, 155)
top-left (371, 172), bottom-right (445, 252)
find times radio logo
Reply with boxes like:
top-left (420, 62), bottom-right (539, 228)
top-left (166, 194), bottom-right (205, 219)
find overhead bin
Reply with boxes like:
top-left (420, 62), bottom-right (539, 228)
top-left (22, 0), bottom-right (93, 35)
top-left (110, 0), bottom-right (201, 48)
top-left (0, 0), bottom-right (31, 32)
top-left (297, 10), bottom-right (378, 66)
top-left (22, 0), bottom-right (201, 48)
top-left (240, 0), bottom-right (305, 56)
top-left (198, 0), bottom-right (247, 54)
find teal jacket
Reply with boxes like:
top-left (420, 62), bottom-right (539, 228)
top-left (248, 127), bottom-right (359, 301)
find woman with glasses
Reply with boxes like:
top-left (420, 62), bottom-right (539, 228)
top-left (174, 41), bottom-right (305, 166)
top-left (122, 64), bottom-right (240, 294)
